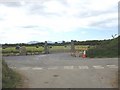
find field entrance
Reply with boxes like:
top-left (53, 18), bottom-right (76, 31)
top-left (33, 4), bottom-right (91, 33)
top-left (3, 53), bottom-right (118, 88)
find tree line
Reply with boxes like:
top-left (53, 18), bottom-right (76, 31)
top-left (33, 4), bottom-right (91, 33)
top-left (2, 39), bottom-right (113, 47)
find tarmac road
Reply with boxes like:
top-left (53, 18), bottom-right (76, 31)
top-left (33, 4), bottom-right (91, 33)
top-left (3, 53), bottom-right (118, 88)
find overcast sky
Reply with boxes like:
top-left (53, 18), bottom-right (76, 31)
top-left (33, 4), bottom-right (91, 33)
top-left (0, 0), bottom-right (119, 44)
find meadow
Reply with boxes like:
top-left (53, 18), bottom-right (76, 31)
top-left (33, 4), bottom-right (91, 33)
top-left (2, 45), bottom-right (90, 56)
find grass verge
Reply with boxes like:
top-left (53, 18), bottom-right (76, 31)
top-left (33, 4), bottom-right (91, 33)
top-left (2, 60), bottom-right (22, 88)
top-left (87, 36), bottom-right (119, 58)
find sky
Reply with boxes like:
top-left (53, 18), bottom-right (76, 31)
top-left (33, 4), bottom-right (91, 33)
top-left (0, 0), bottom-right (119, 44)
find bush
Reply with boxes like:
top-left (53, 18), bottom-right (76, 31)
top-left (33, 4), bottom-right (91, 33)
top-left (87, 36), bottom-right (119, 58)
top-left (64, 45), bottom-right (67, 48)
top-left (36, 45), bottom-right (39, 48)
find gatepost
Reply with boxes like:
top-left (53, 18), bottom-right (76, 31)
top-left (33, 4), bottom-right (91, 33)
top-left (44, 41), bottom-right (49, 54)
top-left (19, 46), bottom-right (27, 55)
top-left (71, 40), bottom-right (75, 56)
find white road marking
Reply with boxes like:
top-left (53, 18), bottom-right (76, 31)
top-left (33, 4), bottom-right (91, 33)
top-left (64, 66), bottom-right (74, 69)
top-left (9, 65), bottom-right (117, 71)
top-left (9, 67), bottom-right (16, 69)
top-left (39, 55), bottom-right (46, 57)
top-left (37, 55), bottom-right (47, 60)
top-left (19, 67), bottom-right (31, 70)
top-left (93, 65), bottom-right (104, 69)
top-left (106, 65), bottom-right (118, 68)
top-left (48, 67), bottom-right (58, 70)
top-left (32, 67), bottom-right (43, 70)
top-left (78, 66), bottom-right (89, 69)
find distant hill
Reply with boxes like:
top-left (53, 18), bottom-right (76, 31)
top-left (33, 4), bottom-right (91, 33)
top-left (27, 41), bottom-right (56, 44)
top-left (47, 41), bottom-right (55, 44)
top-left (27, 41), bottom-right (40, 44)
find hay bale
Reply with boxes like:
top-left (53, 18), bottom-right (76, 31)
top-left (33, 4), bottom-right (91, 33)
top-left (19, 46), bottom-right (27, 55)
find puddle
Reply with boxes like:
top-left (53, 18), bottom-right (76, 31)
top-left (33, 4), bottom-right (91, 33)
top-left (53, 75), bottom-right (59, 77)
top-left (44, 82), bottom-right (49, 84)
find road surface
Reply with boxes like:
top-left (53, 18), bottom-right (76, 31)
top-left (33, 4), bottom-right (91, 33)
top-left (3, 53), bottom-right (118, 88)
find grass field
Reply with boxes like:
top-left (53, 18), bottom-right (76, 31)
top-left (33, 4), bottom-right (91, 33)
top-left (2, 45), bottom-right (90, 56)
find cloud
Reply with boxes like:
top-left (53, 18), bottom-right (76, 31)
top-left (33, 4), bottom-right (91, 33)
top-left (27, 0), bottom-right (118, 29)
top-left (20, 25), bottom-right (39, 28)
top-left (0, 28), bottom-right (50, 43)
top-left (0, 2), bottom-right (22, 7)
top-left (90, 18), bottom-right (117, 28)
top-left (0, 0), bottom-right (119, 43)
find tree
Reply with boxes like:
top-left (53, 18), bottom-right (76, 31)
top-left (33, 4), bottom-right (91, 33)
top-left (62, 41), bottom-right (65, 45)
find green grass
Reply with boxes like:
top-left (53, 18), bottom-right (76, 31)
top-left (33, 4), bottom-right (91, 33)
top-left (2, 45), bottom-right (90, 55)
top-left (2, 46), bottom-right (44, 53)
top-left (2, 60), bottom-right (22, 88)
top-left (87, 37), bottom-right (119, 58)
top-left (26, 46), bottom-right (44, 52)
top-left (49, 45), bottom-right (71, 52)
top-left (2, 47), bottom-right (19, 53)
top-left (75, 45), bottom-right (89, 51)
